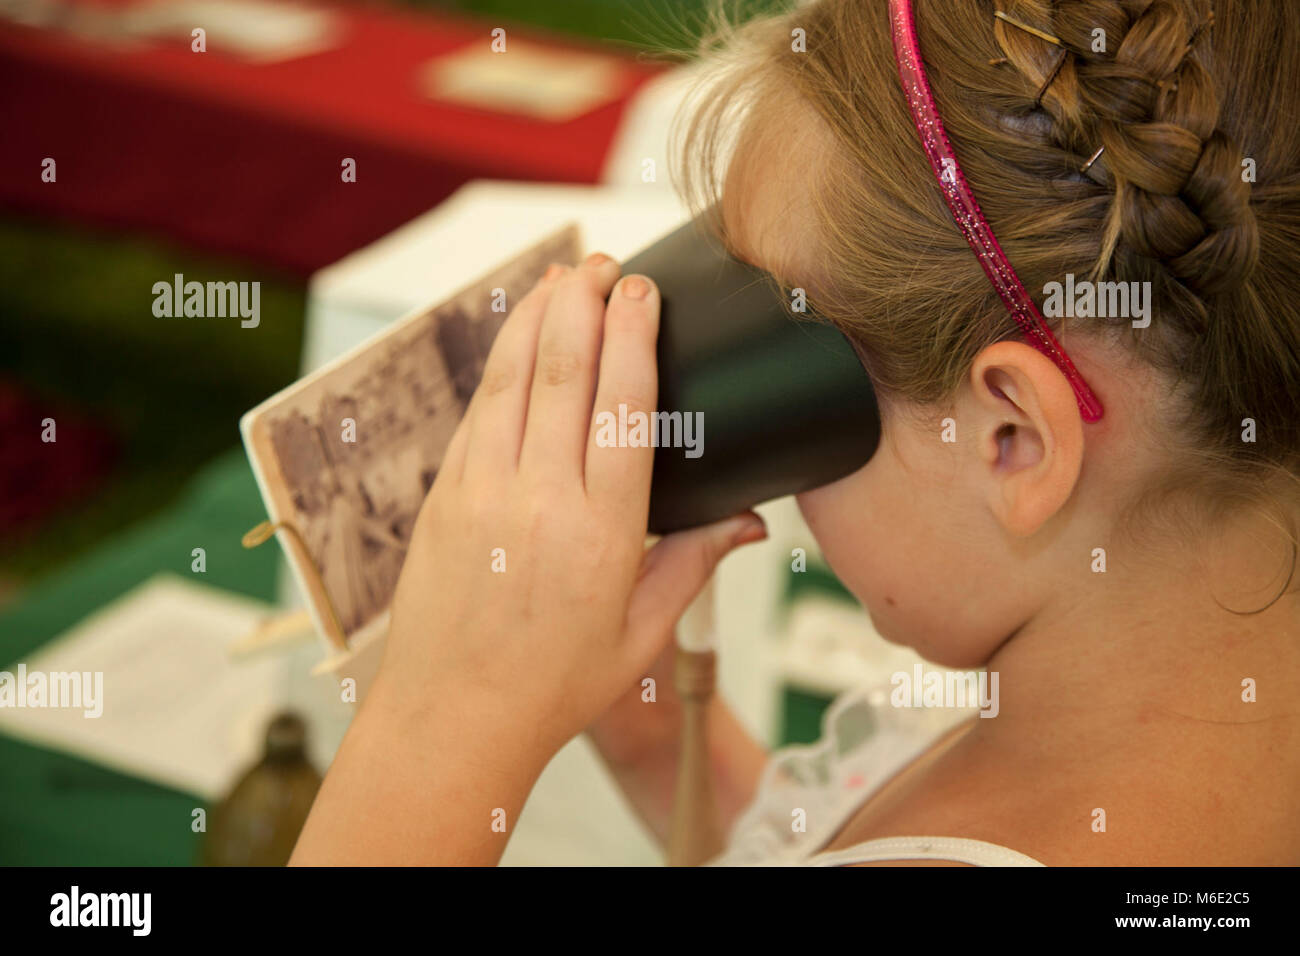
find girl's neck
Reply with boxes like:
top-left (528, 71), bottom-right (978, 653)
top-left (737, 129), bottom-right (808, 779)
top-left (965, 523), bottom-right (1300, 862)
top-left (986, 514), bottom-right (1299, 735)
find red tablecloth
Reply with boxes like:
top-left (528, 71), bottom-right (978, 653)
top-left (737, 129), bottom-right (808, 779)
top-left (0, 1), bottom-right (663, 274)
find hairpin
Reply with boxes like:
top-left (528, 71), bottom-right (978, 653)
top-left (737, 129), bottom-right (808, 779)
top-left (993, 10), bottom-right (1063, 46)
top-left (1034, 47), bottom-right (1070, 107)
top-left (893, 0), bottom-right (1104, 421)
top-left (1079, 144), bottom-right (1106, 174)
top-left (991, 11), bottom-right (1070, 110)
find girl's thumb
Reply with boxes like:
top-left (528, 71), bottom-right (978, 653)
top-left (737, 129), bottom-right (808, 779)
top-left (625, 511), bottom-right (767, 654)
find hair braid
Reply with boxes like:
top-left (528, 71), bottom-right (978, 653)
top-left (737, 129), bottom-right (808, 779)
top-left (998, 0), bottom-right (1259, 299)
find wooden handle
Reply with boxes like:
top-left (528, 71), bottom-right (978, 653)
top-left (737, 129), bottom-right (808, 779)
top-left (242, 519), bottom-right (349, 651)
top-left (667, 647), bottom-right (725, 866)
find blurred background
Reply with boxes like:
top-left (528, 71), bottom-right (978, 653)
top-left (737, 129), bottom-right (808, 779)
top-left (0, 0), bottom-right (923, 865)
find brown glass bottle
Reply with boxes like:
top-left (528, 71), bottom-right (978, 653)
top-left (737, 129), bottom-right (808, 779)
top-left (201, 711), bottom-right (323, 866)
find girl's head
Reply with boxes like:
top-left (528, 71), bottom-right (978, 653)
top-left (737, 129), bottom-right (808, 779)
top-left (676, 0), bottom-right (1300, 665)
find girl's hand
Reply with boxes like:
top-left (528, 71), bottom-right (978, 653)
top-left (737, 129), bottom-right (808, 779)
top-left (585, 633), bottom-right (687, 770)
top-left (377, 253), bottom-right (766, 760)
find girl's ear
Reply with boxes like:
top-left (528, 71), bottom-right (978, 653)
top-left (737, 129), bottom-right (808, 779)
top-left (968, 341), bottom-right (1085, 537)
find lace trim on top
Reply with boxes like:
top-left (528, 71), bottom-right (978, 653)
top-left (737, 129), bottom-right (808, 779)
top-left (708, 682), bottom-right (1043, 867)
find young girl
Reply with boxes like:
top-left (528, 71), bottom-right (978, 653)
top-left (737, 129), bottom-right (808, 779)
top-left (291, 0), bottom-right (1300, 866)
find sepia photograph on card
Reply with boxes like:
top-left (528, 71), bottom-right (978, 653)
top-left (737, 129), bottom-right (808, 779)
top-left (241, 224), bottom-right (583, 646)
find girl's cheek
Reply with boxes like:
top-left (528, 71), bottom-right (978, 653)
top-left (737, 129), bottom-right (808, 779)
top-left (795, 482), bottom-right (845, 556)
top-left (795, 479), bottom-right (874, 590)
top-left (796, 459), bottom-right (924, 605)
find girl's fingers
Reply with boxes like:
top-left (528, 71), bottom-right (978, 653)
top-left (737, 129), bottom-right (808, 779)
top-left (518, 253), bottom-right (622, 486)
top-left (622, 511), bottom-right (767, 670)
top-left (585, 274), bottom-right (661, 518)
top-left (461, 266), bottom-right (565, 487)
top-left (438, 397), bottom-right (475, 486)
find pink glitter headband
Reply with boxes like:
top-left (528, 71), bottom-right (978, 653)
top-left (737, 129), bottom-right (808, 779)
top-left (889, 0), bottom-right (1104, 422)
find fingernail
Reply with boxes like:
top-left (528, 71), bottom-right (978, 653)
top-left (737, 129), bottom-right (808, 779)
top-left (543, 264), bottom-right (565, 281)
top-left (620, 275), bottom-right (650, 300)
top-left (584, 252), bottom-right (613, 267)
top-left (731, 518), bottom-right (767, 547)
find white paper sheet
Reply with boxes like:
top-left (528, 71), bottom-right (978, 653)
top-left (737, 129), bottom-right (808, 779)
top-left (422, 39), bottom-right (621, 121)
top-left (0, 575), bottom-right (287, 798)
top-left (125, 0), bottom-right (342, 63)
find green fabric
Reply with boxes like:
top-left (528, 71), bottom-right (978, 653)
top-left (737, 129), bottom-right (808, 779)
top-left (0, 735), bottom-right (208, 866)
top-left (783, 560), bottom-right (855, 606)
top-left (0, 449), bottom-right (278, 865)
top-left (778, 685), bottom-right (837, 748)
top-left (0, 217), bottom-right (307, 578)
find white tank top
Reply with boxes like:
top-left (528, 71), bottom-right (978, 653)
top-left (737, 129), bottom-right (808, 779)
top-left (708, 684), bottom-right (1045, 867)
